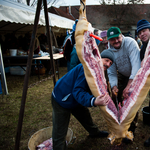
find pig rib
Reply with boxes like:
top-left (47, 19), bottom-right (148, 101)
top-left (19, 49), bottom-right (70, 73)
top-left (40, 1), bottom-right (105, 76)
top-left (75, 0), bottom-right (150, 144)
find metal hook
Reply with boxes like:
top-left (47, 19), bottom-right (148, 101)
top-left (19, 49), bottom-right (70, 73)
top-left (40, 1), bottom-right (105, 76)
top-left (80, 0), bottom-right (85, 12)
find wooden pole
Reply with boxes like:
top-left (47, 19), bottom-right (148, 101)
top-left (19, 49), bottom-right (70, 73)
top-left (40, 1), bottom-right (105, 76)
top-left (43, 0), bottom-right (56, 85)
top-left (14, 0), bottom-right (42, 149)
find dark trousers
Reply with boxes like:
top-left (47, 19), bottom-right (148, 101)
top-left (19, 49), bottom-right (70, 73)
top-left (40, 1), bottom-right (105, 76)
top-left (51, 96), bottom-right (100, 150)
top-left (112, 72), bottom-right (138, 134)
top-left (111, 73), bottom-right (129, 106)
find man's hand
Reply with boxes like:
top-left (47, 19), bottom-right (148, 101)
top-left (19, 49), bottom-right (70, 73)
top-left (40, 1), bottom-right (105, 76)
top-left (94, 94), bottom-right (110, 106)
top-left (123, 79), bottom-right (132, 99)
top-left (123, 87), bottom-right (129, 99)
top-left (112, 86), bottom-right (119, 95)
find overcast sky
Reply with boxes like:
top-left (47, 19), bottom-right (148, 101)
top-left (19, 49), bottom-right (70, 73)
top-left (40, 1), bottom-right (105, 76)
top-left (13, 0), bottom-right (150, 7)
top-left (54, 0), bottom-right (100, 7)
top-left (53, 0), bottom-right (150, 7)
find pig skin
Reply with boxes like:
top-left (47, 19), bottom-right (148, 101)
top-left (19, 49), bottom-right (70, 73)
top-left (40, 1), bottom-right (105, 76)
top-left (75, 0), bottom-right (150, 144)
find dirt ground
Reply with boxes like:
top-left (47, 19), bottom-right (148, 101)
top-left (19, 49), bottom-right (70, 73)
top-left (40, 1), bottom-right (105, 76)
top-left (0, 66), bottom-right (150, 150)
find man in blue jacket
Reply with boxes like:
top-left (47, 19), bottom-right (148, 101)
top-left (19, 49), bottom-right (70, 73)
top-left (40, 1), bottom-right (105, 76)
top-left (51, 49), bottom-right (114, 150)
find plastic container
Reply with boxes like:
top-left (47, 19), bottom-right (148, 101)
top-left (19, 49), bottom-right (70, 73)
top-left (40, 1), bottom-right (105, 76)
top-left (142, 106), bottom-right (150, 126)
top-left (28, 126), bottom-right (76, 150)
top-left (10, 66), bottom-right (26, 75)
top-left (9, 49), bottom-right (17, 56)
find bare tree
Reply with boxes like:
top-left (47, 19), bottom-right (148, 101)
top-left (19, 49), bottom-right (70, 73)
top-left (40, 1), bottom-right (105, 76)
top-left (16, 0), bottom-right (25, 3)
top-left (15, 0), bottom-right (59, 7)
top-left (97, 0), bottom-right (144, 29)
top-left (98, 0), bottom-right (144, 5)
top-left (26, 0), bottom-right (30, 5)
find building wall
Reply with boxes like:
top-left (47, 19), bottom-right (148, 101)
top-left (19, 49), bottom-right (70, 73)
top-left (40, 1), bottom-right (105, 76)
top-left (60, 4), bottom-right (150, 37)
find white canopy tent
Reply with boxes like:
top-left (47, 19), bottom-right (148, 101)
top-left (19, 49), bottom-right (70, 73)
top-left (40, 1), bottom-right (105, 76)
top-left (0, 0), bottom-right (75, 35)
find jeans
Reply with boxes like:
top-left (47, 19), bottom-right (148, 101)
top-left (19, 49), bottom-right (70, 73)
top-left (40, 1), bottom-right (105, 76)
top-left (51, 95), bottom-right (100, 150)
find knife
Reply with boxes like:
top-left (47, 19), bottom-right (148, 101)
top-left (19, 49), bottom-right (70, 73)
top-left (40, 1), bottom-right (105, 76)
top-left (115, 92), bottom-right (120, 123)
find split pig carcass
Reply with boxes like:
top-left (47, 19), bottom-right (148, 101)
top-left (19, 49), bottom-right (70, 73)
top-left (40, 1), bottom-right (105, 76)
top-left (75, 0), bottom-right (150, 144)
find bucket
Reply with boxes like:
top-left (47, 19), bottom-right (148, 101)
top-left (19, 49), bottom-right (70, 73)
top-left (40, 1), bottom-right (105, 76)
top-left (9, 49), bottom-right (17, 56)
top-left (142, 106), bottom-right (150, 126)
top-left (28, 126), bottom-right (76, 150)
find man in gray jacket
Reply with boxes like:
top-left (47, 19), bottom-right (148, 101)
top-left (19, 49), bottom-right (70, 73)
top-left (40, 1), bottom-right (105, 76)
top-left (107, 27), bottom-right (141, 143)
top-left (107, 27), bottom-right (141, 103)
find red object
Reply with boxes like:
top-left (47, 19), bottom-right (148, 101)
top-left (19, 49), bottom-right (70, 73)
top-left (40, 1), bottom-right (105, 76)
top-left (90, 33), bottom-right (103, 41)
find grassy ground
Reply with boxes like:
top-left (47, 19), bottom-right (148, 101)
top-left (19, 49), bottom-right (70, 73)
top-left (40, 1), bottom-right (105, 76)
top-left (0, 66), bottom-right (150, 150)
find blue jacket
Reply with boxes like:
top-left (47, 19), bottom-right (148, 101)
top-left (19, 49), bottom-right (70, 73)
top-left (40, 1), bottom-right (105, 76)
top-left (69, 44), bottom-right (80, 71)
top-left (52, 64), bottom-right (96, 109)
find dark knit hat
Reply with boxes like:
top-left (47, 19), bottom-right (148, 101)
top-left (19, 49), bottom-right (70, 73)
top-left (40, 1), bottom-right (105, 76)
top-left (101, 49), bottom-right (114, 63)
top-left (137, 19), bottom-right (150, 33)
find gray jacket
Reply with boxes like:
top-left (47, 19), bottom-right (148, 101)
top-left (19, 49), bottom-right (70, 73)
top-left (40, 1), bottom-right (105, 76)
top-left (107, 35), bottom-right (141, 88)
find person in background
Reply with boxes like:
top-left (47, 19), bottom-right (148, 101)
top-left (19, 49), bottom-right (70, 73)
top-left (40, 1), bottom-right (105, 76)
top-left (22, 33), bottom-right (31, 52)
top-left (98, 30), bottom-right (108, 53)
top-left (125, 31), bottom-right (133, 38)
top-left (62, 20), bottom-right (78, 72)
top-left (38, 34), bottom-right (48, 52)
top-left (137, 19), bottom-right (150, 61)
top-left (137, 19), bottom-right (150, 147)
top-left (69, 44), bottom-right (80, 71)
top-left (34, 36), bottom-right (41, 54)
top-left (4, 33), bottom-right (18, 51)
top-left (68, 19), bottom-right (80, 71)
top-left (51, 50), bottom-right (114, 150)
top-left (135, 35), bottom-right (143, 49)
top-left (107, 27), bottom-right (141, 143)
top-left (72, 19), bottom-right (78, 33)
top-left (97, 30), bottom-right (111, 95)
top-left (94, 29), bottom-right (100, 46)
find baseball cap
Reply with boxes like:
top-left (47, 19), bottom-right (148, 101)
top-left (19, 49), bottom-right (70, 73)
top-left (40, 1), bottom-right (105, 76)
top-left (107, 27), bottom-right (121, 40)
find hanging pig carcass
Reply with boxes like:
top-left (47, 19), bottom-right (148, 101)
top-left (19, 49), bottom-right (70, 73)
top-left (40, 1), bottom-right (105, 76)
top-left (75, 0), bottom-right (150, 144)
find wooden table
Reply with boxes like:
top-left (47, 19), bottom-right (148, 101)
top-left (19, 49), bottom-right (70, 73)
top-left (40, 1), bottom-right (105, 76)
top-left (33, 53), bottom-right (63, 60)
top-left (3, 53), bottom-right (64, 78)
top-left (3, 55), bottom-right (40, 66)
top-left (33, 53), bottom-right (64, 78)
top-left (3, 55), bottom-right (40, 72)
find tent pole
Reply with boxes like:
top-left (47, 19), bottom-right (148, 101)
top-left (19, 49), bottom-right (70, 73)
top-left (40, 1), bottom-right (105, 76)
top-left (43, 0), bottom-right (56, 85)
top-left (14, 0), bottom-right (42, 150)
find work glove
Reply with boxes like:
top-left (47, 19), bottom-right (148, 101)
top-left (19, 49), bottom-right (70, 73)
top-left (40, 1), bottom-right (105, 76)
top-left (94, 93), bottom-right (110, 106)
